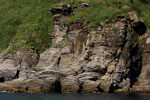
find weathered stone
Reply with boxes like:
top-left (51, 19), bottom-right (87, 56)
top-left (77, 72), bottom-right (100, 82)
top-left (0, 79), bottom-right (27, 93)
top-left (0, 67), bottom-right (17, 82)
top-left (0, 55), bottom-right (17, 82)
top-left (100, 74), bottom-right (112, 92)
top-left (61, 76), bottom-right (80, 93)
top-left (0, 4), bottom-right (148, 93)
top-left (14, 47), bottom-right (39, 68)
top-left (61, 46), bottom-right (71, 55)
top-left (36, 48), bottom-right (61, 70)
top-left (81, 80), bottom-right (100, 93)
top-left (84, 61), bottom-right (106, 74)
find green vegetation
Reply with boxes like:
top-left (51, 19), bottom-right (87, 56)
top-left (63, 34), bottom-right (67, 39)
top-left (0, 0), bottom-right (150, 53)
top-left (67, 0), bottom-right (150, 29)
top-left (130, 0), bottom-right (150, 28)
top-left (0, 0), bottom-right (56, 53)
top-left (67, 0), bottom-right (131, 28)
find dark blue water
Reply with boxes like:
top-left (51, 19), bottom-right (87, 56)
top-left (0, 93), bottom-right (150, 100)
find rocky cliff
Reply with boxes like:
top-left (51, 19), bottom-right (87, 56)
top-left (0, 3), bottom-right (150, 93)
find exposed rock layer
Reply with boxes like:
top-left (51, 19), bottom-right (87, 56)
top-left (0, 3), bottom-right (149, 93)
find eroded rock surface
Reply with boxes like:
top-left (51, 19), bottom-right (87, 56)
top-left (0, 3), bottom-right (149, 93)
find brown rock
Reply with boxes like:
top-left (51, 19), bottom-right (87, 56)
top-left (81, 80), bottom-right (100, 93)
top-left (61, 76), bottom-right (80, 93)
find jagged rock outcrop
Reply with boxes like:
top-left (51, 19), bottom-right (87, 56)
top-left (0, 3), bottom-right (149, 93)
top-left (130, 30), bottom-right (150, 93)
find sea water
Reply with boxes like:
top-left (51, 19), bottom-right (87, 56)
top-left (0, 93), bottom-right (150, 100)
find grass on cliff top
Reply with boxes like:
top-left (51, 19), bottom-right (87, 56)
top-left (67, 0), bottom-right (150, 29)
top-left (67, 0), bottom-right (131, 28)
top-left (0, 0), bottom-right (75, 53)
top-left (0, 0), bottom-right (150, 53)
top-left (0, 0), bottom-right (56, 53)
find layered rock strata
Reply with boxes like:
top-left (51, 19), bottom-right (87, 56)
top-left (0, 3), bottom-right (149, 93)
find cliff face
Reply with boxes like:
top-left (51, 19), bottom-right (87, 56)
top-left (0, 3), bottom-right (150, 93)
